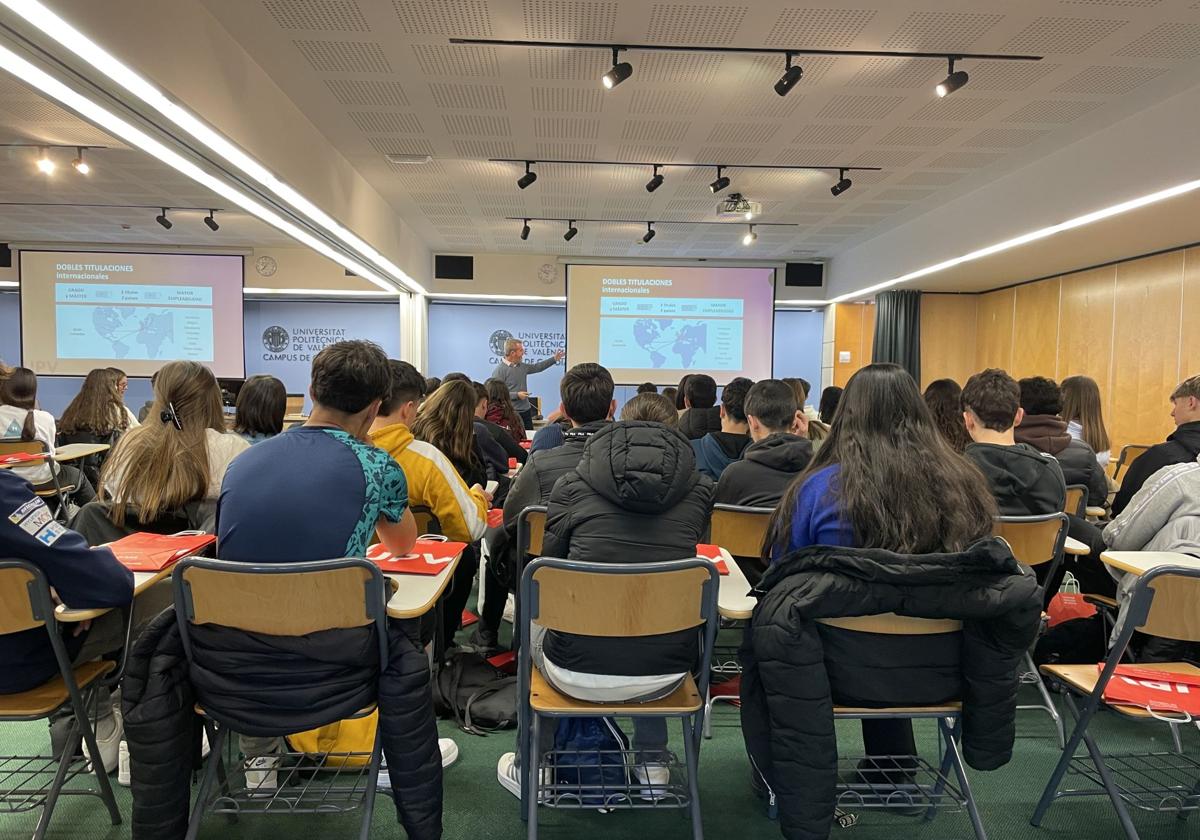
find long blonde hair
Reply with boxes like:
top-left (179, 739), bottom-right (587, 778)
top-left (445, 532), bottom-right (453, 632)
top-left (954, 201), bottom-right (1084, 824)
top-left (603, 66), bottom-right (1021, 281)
top-left (1060, 375), bottom-right (1110, 454)
top-left (411, 380), bottom-right (479, 472)
top-left (100, 361), bottom-right (225, 523)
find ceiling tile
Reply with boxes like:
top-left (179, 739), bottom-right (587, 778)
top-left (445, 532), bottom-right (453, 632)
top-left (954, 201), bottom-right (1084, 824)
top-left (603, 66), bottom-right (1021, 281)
top-left (522, 0), bottom-right (617, 40)
top-left (1000, 16), bottom-right (1129, 54)
top-left (390, 0), bottom-right (493, 36)
top-left (645, 4), bottom-right (748, 44)
top-left (264, 0), bottom-right (371, 31)
top-left (325, 78), bottom-right (409, 106)
top-left (881, 12), bottom-right (1004, 51)
top-left (429, 83), bottom-right (507, 110)
top-left (764, 8), bottom-right (876, 48)
top-left (817, 95), bottom-right (904, 120)
top-left (1115, 22), bottom-right (1200, 61)
top-left (1053, 64), bottom-right (1168, 95)
top-left (411, 43), bottom-right (499, 76)
top-left (294, 39), bottom-right (391, 73)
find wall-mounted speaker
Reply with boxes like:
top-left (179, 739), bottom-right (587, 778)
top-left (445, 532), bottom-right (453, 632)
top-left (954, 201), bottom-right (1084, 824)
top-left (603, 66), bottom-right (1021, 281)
top-left (784, 262), bottom-right (823, 287)
top-left (435, 254), bottom-right (474, 280)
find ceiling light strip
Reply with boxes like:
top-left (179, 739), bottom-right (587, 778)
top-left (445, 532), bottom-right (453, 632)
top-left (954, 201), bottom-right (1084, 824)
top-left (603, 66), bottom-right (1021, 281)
top-left (830, 177), bottom-right (1200, 303)
top-left (0, 0), bottom-right (423, 295)
top-left (244, 287), bottom-right (399, 297)
top-left (0, 42), bottom-right (399, 295)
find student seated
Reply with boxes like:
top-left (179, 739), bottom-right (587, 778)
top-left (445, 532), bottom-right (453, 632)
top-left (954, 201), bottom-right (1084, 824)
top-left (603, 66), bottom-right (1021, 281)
top-left (101, 361), bottom-right (248, 531)
top-left (371, 361), bottom-right (488, 548)
top-left (660, 385), bottom-right (677, 406)
top-left (1111, 374), bottom-right (1200, 515)
top-left (1103, 451), bottom-right (1200, 662)
top-left (1, 366), bottom-right (96, 506)
top-left (470, 381), bottom-right (527, 472)
top-left (216, 340), bottom-right (422, 780)
top-left (691, 377), bottom-right (753, 481)
top-left (924, 378), bottom-right (970, 453)
top-left (715, 378), bottom-right (812, 507)
top-left (1016, 376), bottom-right (1107, 508)
top-left (0, 469), bottom-right (133, 768)
top-left (677, 373), bottom-right (720, 440)
top-left (58, 367), bottom-right (131, 488)
top-left (783, 376), bottom-right (820, 422)
top-left (817, 385), bottom-right (843, 425)
top-left (480, 364), bottom-right (616, 648)
top-left (233, 374), bottom-right (287, 444)
top-left (961, 369), bottom-right (1066, 516)
top-left (620, 392), bottom-right (678, 425)
top-left (484, 378), bottom-right (528, 446)
top-left (1061, 375), bottom-right (1111, 469)
top-left (497, 414), bottom-right (713, 798)
top-left (636, 382), bottom-right (658, 394)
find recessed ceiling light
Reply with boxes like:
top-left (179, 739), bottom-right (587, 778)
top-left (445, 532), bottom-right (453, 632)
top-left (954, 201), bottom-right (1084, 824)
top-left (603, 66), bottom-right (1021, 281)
top-left (384, 153), bottom-right (432, 165)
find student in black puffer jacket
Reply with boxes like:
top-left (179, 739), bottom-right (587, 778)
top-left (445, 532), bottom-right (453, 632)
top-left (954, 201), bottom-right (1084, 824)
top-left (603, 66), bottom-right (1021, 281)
top-left (1015, 377), bottom-right (1107, 508)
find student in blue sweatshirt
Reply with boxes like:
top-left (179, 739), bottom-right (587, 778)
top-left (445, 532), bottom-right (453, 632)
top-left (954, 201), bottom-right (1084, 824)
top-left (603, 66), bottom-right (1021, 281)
top-left (765, 363), bottom-right (998, 788)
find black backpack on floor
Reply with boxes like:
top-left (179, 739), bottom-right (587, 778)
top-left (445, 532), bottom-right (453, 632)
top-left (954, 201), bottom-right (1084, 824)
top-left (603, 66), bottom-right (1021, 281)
top-left (432, 649), bottom-right (517, 734)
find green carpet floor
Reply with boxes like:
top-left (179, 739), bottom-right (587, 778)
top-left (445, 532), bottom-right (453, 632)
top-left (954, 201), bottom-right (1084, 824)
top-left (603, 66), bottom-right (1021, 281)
top-left (3, 643), bottom-right (1198, 840)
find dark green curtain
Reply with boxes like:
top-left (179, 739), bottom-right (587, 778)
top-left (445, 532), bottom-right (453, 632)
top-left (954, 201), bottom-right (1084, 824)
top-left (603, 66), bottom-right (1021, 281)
top-left (871, 289), bottom-right (921, 382)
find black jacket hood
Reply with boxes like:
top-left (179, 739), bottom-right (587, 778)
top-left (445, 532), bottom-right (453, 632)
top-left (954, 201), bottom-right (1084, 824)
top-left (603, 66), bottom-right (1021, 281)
top-left (743, 433), bottom-right (813, 473)
top-left (1170, 420), bottom-right (1200, 457)
top-left (575, 420), bottom-right (700, 513)
top-left (965, 441), bottom-right (1065, 515)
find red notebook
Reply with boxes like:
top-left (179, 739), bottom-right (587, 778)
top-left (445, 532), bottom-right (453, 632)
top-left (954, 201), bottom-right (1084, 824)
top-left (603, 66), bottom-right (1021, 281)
top-left (519, 440), bottom-right (532, 450)
top-left (695, 544), bottom-right (730, 575)
top-left (508, 457), bottom-right (518, 470)
top-left (107, 532), bottom-right (216, 572)
top-left (367, 539), bottom-right (466, 575)
top-left (0, 452), bottom-right (46, 466)
top-left (486, 508), bottom-right (504, 529)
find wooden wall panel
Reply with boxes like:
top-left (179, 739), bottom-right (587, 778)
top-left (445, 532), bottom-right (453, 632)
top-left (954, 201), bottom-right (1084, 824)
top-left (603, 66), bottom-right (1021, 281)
top-left (920, 294), bottom-right (978, 388)
top-left (833, 303), bottom-right (876, 387)
top-left (975, 288), bottom-right (1015, 371)
top-left (1109, 250), bottom-right (1184, 454)
top-left (1057, 265), bottom-right (1116, 396)
top-left (1011, 277), bottom-right (1061, 379)
top-left (1183, 248), bottom-right (1200, 382)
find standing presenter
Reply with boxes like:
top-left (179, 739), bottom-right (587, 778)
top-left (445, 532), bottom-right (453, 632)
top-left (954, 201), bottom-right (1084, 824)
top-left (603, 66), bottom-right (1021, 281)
top-left (490, 338), bottom-right (565, 429)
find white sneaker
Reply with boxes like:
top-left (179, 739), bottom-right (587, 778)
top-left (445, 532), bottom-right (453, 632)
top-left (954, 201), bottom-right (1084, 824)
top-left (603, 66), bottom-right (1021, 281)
top-left (117, 741), bottom-right (130, 787)
top-left (439, 738), bottom-right (459, 769)
top-left (83, 709), bottom-right (123, 774)
top-left (245, 755), bottom-right (278, 793)
top-left (496, 751), bottom-right (551, 801)
top-left (633, 763), bottom-right (671, 801)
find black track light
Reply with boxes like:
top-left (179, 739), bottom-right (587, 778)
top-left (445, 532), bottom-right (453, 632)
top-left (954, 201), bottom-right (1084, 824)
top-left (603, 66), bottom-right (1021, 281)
top-left (709, 166), bottom-right (730, 194)
top-left (155, 208), bottom-right (172, 230)
top-left (71, 147), bottom-right (90, 174)
top-left (601, 47), bottom-right (632, 90)
top-left (936, 57), bottom-right (969, 97)
top-left (204, 210), bottom-right (219, 232)
top-left (517, 161), bottom-right (537, 190)
top-left (774, 53), bottom-right (803, 97)
top-left (564, 220), bottom-right (578, 242)
top-left (642, 222), bottom-right (656, 244)
top-left (520, 219), bottom-right (531, 240)
top-left (645, 164), bottom-right (664, 193)
top-left (831, 168), bottom-right (852, 197)
top-left (742, 224), bottom-right (757, 246)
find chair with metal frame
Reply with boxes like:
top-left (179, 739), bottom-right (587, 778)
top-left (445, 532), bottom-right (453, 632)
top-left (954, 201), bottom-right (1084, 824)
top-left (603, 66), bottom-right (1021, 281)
top-left (0, 559), bottom-right (126, 840)
top-left (1111, 444), bottom-right (1152, 483)
top-left (994, 513), bottom-right (1070, 749)
top-left (1064, 485), bottom-right (1087, 518)
top-left (817, 612), bottom-right (988, 839)
top-left (1030, 562), bottom-right (1200, 839)
top-left (517, 556), bottom-right (720, 840)
top-left (173, 556), bottom-right (390, 840)
top-left (0, 441), bottom-right (75, 522)
top-left (704, 503), bottom-right (773, 738)
top-left (510, 505), bottom-right (546, 650)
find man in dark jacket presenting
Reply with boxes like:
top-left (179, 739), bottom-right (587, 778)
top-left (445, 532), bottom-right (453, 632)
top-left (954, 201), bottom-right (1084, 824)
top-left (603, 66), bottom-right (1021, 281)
top-left (716, 379), bottom-right (812, 507)
top-left (1111, 374), bottom-right (1200, 515)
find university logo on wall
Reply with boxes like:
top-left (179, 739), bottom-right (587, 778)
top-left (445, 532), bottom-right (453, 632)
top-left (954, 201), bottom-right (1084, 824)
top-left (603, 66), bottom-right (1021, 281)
top-left (262, 325), bottom-right (290, 353)
top-left (489, 329), bottom-right (513, 356)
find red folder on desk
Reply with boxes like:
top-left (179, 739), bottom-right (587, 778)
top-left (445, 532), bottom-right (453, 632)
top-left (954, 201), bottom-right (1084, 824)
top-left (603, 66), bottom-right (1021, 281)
top-left (107, 532), bottom-right (216, 572)
top-left (695, 544), bottom-right (730, 575)
top-left (0, 452), bottom-right (46, 466)
top-left (367, 539), bottom-right (466, 575)
top-left (486, 508), bottom-right (504, 529)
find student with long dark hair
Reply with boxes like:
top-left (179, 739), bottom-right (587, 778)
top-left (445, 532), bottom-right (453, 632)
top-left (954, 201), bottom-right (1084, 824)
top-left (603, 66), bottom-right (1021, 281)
top-left (817, 385), bottom-right (843, 425)
top-left (923, 378), bottom-right (970, 453)
top-left (764, 364), bottom-right (997, 786)
top-left (1, 366), bottom-right (95, 504)
top-left (484, 378), bottom-right (527, 445)
top-left (1060, 375), bottom-right (1111, 468)
top-left (59, 368), bottom-right (130, 487)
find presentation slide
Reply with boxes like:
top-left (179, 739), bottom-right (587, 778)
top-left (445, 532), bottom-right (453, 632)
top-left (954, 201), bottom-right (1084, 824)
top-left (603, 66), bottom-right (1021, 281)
top-left (567, 264), bottom-right (775, 383)
top-left (19, 251), bottom-right (245, 378)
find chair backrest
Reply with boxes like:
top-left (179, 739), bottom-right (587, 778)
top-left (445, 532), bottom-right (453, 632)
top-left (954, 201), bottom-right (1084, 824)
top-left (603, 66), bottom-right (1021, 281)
top-left (1135, 569), bottom-right (1200, 643)
top-left (1063, 485), bottom-right (1086, 518)
top-left (524, 558), bottom-right (716, 639)
top-left (818, 613), bottom-right (963, 635)
top-left (711, 504), bottom-right (774, 559)
top-left (993, 513), bottom-right (1069, 568)
top-left (284, 394), bottom-right (305, 415)
top-left (0, 563), bottom-right (44, 634)
top-left (517, 505), bottom-right (546, 558)
top-left (1112, 444), bottom-right (1151, 481)
top-left (174, 557), bottom-right (387, 640)
top-left (0, 440), bottom-right (47, 457)
top-left (411, 505), bottom-right (442, 536)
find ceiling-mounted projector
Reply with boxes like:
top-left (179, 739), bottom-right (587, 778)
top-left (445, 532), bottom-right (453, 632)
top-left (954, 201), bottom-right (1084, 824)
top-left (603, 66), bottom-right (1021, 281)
top-left (716, 193), bottom-right (761, 220)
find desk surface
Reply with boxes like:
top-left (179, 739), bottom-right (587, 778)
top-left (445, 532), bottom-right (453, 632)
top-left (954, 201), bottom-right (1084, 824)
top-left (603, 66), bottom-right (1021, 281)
top-left (53, 442), bottom-right (111, 462)
top-left (384, 546), bottom-right (464, 619)
top-left (1100, 551), bottom-right (1200, 577)
top-left (56, 566), bottom-right (172, 623)
top-left (716, 547), bottom-right (756, 620)
top-left (1064, 536), bottom-right (1090, 556)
